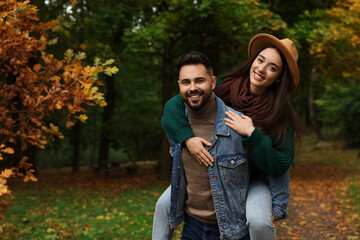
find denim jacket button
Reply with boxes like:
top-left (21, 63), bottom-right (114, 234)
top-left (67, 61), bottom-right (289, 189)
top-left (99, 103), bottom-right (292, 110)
top-left (230, 159), bottom-right (235, 164)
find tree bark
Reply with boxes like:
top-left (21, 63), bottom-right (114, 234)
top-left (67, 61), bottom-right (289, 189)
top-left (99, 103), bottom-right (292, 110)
top-left (71, 123), bottom-right (81, 172)
top-left (70, 0), bottom-right (85, 172)
top-left (308, 68), bottom-right (325, 142)
top-left (97, 75), bottom-right (116, 169)
top-left (158, 42), bottom-right (174, 180)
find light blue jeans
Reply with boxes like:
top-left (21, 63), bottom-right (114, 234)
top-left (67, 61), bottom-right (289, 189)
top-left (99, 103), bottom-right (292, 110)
top-left (152, 179), bottom-right (275, 240)
top-left (246, 177), bottom-right (276, 240)
top-left (152, 186), bottom-right (173, 240)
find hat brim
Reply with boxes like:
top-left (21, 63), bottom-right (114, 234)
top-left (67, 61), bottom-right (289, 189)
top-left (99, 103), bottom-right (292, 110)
top-left (248, 33), bottom-right (299, 92)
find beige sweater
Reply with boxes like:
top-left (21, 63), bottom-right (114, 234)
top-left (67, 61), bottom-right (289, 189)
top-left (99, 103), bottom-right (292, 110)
top-left (182, 92), bottom-right (217, 225)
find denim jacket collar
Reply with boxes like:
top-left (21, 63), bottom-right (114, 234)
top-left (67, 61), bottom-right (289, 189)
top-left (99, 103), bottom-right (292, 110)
top-left (214, 96), bottom-right (231, 137)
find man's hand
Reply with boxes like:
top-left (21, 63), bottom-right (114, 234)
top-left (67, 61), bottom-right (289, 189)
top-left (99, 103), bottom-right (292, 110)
top-left (185, 137), bottom-right (214, 166)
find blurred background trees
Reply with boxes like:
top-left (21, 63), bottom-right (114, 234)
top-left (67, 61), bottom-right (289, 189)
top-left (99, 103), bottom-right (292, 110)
top-left (1, 0), bottom-right (359, 182)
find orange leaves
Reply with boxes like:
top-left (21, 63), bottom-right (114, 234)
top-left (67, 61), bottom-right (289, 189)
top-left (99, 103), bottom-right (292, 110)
top-left (0, 169), bottom-right (14, 197)
top-left (0, 145), bottom-right (14, 155)
top-left (0, 169), bottom-right (13, 179)
top-left (0, 0), bottom-right (118, 150)
top-left (0, 0), bottom-right (117, 218)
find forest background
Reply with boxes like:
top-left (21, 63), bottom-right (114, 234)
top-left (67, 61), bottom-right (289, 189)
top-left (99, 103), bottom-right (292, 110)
top-left (0, 0), bottom-right (359, 238)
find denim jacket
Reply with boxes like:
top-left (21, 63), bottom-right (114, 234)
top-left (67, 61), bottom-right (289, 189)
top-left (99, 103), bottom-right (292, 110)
top-left (169, 97), bottom-right (249, 240)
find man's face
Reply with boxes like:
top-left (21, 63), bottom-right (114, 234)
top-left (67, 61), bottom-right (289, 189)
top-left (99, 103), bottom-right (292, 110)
top-left (178, 64), bottom-right (216, 111)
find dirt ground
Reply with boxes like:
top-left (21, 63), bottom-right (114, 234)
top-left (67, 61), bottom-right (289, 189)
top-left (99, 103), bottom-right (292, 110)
top-left (276, 163), bottom-right (359, 240)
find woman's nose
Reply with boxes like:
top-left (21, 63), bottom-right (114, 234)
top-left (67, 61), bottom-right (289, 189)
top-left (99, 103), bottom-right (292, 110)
top-left (258, 64), bottom-right (266, 73)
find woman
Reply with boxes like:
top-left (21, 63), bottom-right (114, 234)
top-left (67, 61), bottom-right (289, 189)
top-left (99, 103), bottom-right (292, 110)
top-left (153, 33), bottom-right (303, 240)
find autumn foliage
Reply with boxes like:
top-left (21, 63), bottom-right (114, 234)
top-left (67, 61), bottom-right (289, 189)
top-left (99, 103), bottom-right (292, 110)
top-left (0, 0), bottom-right (117, 216)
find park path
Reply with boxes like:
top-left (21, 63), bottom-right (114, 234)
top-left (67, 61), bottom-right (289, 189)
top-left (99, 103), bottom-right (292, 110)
top-left (276, 163), bottom-right (358, 240)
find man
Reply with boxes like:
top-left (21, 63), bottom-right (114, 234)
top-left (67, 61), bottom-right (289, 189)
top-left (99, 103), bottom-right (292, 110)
top-left (164, 51), bottom-right (250, 240)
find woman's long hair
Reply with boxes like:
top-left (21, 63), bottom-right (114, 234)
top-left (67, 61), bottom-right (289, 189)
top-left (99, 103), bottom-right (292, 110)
top-left (218, 46), bottom-right (304, 146)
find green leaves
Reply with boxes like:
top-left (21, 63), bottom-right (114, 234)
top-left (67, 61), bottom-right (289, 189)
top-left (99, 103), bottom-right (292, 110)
top-left (294, 0), bottom-right (360, 82)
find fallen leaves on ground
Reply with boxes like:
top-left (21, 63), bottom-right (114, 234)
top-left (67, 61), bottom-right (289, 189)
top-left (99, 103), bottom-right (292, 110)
top-left (4, 159), bottom-right (360, 239)
top-left (277, 163), bottom-right (359, 240)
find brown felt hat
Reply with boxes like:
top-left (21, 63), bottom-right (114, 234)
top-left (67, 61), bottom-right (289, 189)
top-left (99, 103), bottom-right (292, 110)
top-left (248, 33), bottom-right (300, 92)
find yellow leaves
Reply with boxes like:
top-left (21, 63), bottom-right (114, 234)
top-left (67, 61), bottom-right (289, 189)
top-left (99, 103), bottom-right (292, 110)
top-left (64, 49), bottom-right (74, 60)
top-left (103, 59), bottom-right (115, 66)
top-left (82, 84), bottom-right (107, 107)
top-left (55, 101), bottom-right (62, 109)
top-left (75, 52), bottom-right (86, 60)
top-left (76, 114), bottom-right (88, 123)
top-left (0, 183), bottom-right (10, 196)
top-left (342, 72), bottom-right (352, 78)
top-left (0, 169), bottom-right (13, 178)
top-left (48, 38), bottom-right (58, 46)
top-left (104, 66), bottom-right (119, 76)
top-left (41, 123), bottom-right (64, 139)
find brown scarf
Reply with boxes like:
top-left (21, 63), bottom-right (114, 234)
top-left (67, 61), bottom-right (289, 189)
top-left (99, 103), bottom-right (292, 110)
top-left (214, 76), bottom-right (274, 130)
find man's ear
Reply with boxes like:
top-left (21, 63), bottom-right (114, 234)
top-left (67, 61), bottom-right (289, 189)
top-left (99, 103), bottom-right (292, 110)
top-left (212, 76), bottom-right (217, 90)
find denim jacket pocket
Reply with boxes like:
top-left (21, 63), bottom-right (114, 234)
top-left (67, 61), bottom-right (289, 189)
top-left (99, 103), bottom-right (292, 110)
top-left (218, 154), bottom-right (247, 184)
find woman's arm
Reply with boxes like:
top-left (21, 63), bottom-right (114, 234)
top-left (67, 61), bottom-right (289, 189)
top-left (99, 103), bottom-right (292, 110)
top-left (242, 122), bottom-right (294, 178)
top-left (161, 94), bottom-right (193, 144)
top-left (225, 111), bottom-right (294, 178)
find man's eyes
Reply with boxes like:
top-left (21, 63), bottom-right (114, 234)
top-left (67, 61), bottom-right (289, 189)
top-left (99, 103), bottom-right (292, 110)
top-left (180, 78), bottom-right (205, 84)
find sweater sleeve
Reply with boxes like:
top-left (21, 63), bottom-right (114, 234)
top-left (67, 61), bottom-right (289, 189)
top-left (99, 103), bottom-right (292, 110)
top-left (242, 121), bottom-right (294, 178)
top-left (161, 95), bottom-right (194, 144)
top-left (161, 78), bottom-right (225, 144)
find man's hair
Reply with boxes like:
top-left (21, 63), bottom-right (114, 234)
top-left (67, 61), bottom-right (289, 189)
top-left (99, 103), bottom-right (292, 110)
top-left (176, 51), bottom-right (213, 76)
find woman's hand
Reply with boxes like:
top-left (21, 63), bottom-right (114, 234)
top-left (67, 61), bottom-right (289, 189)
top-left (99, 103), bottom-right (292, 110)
top-left (225, 111), bottom-right (255, 137)
top-left (185, 137), bottom-right (214, 166)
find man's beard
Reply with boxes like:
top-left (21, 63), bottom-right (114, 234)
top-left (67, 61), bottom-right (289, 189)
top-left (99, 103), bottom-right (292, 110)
top-left (183, 89), bottom-right (212, 111)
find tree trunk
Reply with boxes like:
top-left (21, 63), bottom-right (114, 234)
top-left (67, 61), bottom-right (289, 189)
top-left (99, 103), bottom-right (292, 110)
top-left (70, 0), bottom-right (85, 172)
top-left (308, 68), bottom-right (324, 142)
top-left (97, 75), bottom-right (116, 169)
top-left (25, 144), bottom-right (38, 174)
top-left (71, 123), bottom-right (81, 172)
top-left (159, 42), bottom-right (174, 180)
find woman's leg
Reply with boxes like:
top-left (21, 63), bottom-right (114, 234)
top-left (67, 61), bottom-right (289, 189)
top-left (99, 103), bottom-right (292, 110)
top-left (152, 186), bottom-right (174, 240)
top-left (246, 178), bottom-right (276, 240)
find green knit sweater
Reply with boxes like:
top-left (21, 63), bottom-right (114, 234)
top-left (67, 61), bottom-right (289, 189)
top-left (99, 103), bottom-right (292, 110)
top-left (161, 79), bottom-right (294, 178)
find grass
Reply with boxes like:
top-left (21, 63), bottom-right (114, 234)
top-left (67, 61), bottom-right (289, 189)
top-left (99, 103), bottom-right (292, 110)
top-left (2, 185), bottom-right (164, 239)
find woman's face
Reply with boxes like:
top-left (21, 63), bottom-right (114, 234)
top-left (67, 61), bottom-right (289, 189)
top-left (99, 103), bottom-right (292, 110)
top-left (249, 47), bottom-right (284, 95)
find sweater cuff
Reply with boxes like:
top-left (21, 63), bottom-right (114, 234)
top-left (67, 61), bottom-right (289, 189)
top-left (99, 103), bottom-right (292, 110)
top-left (272, 206), bottom-right (288, 222)
top-left (241, 127), bottom-right (262, 144)
top-left (176, 128), bottom-right (196, 146)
